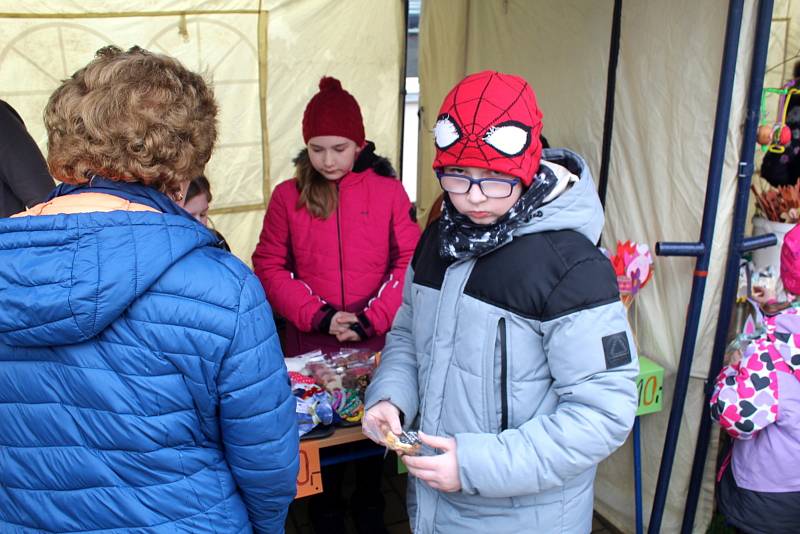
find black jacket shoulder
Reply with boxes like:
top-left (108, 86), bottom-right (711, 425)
top-left (411, 222), bottom-right (453, 290)
top-left (536, 231), bottom-right (620, 321)
top-left (413, 226), bottom-right (619, 321)
top-left (466, 230), bottom-right (619, 320)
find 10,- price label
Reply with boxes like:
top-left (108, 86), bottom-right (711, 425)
top-left (636, 355), bottom-right (664, 416)
top-left (296, 442), bottom-right (323, 498)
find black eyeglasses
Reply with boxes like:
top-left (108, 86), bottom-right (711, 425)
top-left (436, 172), bottom-right (521, 199)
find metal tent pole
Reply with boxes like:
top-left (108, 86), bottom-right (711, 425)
top-left (680, 2), bottom-right (775, 532)
top-left (648, 1), bottom-right (745, 531)
top-left (597, 0), bottom-right (623, 208)
top-left (397, 0), bottom-right (410, 182)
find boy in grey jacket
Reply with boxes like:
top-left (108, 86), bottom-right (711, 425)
top-left (363, 71), bottom-right (638, 533)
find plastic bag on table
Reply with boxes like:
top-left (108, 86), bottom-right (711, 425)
top-left (289, 371), bottom-right (334, 437)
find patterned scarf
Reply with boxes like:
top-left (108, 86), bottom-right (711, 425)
top-left (438, 165), bottom-right (558, 260)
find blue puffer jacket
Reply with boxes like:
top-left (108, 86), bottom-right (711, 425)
top-left (0, 204), bottom-right (299, 533)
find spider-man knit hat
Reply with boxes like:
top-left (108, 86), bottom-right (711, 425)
top-left (432, 70), bottom-right (543, 186)
top-left (781, 223), bottom-right (800, 295)
top-left (302, 76), bottom-right (365, 146)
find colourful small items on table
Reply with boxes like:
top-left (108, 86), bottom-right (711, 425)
top-left (288, 349), bottom-right (381, 498)
top-left (288, 349), bottom-right (378, 438)
top-left (289, 371), bottom-right (334, 437)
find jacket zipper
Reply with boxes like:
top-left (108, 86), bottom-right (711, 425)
top-left (499, 317), bottom-right (508, 431)
top-left (335, 182), bottom-right (345, 309)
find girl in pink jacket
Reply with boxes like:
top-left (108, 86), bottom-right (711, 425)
top-left (253, 76), bottom-right (420, 357)
top-left (252, 76), bottom-right (420, 534)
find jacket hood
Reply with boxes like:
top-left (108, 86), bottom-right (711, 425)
top-left (0, 211), bottom-right (216, 347)
top-left (514, 147), bottom-right (604, 244)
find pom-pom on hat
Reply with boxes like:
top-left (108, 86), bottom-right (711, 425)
top-left (302, 76), bottom-right (365, 146)
top-left (781, 223), bottom-right (800, 295)
top-left (432, 70), bottom-right (543, 186)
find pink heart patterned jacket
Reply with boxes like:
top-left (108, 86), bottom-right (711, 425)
top-left (710, 306), bottom-right (800, 492)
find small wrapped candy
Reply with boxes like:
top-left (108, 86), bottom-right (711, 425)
top-left (384, 430), bottom-right (422, 455)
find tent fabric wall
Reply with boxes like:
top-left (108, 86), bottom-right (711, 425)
top-left (419, 1), bottom-right (757, 532)
top-left (765, 0), bottom-right (798, 90)
top-left (0, 0), bottom-right (405, 263)
top-left (599, 3), bottom-right (758, 532)
top-left (416, 0), bottom-right (613, 224)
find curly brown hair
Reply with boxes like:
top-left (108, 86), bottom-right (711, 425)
top-left (44, 45), bottom-right (218, 196)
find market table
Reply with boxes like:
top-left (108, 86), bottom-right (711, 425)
top-left (296, 425), bottom-right (383, 498)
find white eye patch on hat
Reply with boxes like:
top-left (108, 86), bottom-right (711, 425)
top-left (434, 115), bottom-right (461, 149)
top-left (434, 115), bottom-right (532, 158)
top-left (483, 121), bottom-right (531, 156)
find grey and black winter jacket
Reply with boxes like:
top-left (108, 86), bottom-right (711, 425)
top-left (365, 148), bottom-right (638, 533)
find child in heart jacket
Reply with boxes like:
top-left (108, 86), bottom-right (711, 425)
top-left (710, 224), bottom-right (800, 534)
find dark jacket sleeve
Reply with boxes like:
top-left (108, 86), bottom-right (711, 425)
top-left (218, 272), bottom-right (299, 533)
top-left (0, 101), bottom-right (54, 215)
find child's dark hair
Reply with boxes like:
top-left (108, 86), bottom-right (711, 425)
top-left (186, 174), bottom-right (212, 204)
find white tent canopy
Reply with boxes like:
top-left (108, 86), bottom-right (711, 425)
top-left (0, 0), bottom-right (405, 260)
top-left (2, 1), bottom-right (798, 533)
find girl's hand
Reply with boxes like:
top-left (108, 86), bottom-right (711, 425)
top-left (329, 311), bottom-right (357, 335)
top-left (401, 432), bottom-right (461, 493)
top-left (362, 400), bottom-right (402, 443)
top-left (336, 329), bottom-right (360, 342)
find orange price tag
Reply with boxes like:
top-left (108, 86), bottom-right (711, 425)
top-left (296, 442), bottom-right (323, 498)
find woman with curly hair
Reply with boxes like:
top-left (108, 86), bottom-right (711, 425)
top-left (0, 46), bottom-right (298, 533)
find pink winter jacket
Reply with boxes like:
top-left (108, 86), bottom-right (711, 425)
top-left (252, 147), bottom-right (420, 356)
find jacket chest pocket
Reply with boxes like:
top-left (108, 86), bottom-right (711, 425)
top-left (496, 317), bottom-right (509, 432)
top-left (484, 315), bottom-right (510, 433)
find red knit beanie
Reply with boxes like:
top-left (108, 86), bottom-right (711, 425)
top-left (433, 70), bottom-right (543, 186)
top-left (302, 76), bottom-right (365, 146)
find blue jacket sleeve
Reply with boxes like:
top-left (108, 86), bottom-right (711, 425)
top-left (218, 272), bottom-right (299, 533)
